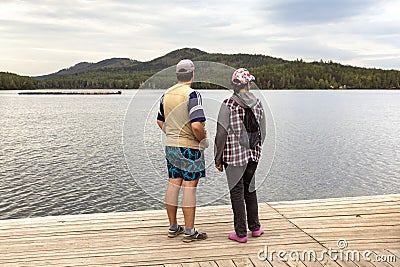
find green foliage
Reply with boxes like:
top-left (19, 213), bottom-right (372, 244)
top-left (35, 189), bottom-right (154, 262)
top-left (37, 69), bottom-right (152, 89)
top-left (37, 51), bottom-right (400, 89)
top-left (0, 72), bottom-right (37, 90)
top-left (2, 49), bottom-right (400, 90)
top-left (251, 60), bottom-right (400, 89)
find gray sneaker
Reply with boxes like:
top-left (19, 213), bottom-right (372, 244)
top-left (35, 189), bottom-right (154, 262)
top-left (168, 225), bottom-right (184, 238)
top-left (182, 229), bottom-right (207, 243)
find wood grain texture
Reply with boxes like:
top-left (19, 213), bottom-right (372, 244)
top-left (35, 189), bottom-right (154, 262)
top-left (0, 195), bottom-right (398, 266)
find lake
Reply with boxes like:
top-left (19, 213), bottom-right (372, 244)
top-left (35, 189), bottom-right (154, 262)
top-left (0, 89), bottom-right (399, 220)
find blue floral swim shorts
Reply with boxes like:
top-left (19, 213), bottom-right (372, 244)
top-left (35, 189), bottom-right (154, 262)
top-left (165, 146), bottom-right (205, 181)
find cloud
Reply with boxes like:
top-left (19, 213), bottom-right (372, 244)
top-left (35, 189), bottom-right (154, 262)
top-left (0, 0), bottom-right (399, 75)
top-left (269, 37), bottom-right (356, 62)
top-left (360, 56), bottom-right (400, 70)
top-left (263, 0), bottom-right (379, 25)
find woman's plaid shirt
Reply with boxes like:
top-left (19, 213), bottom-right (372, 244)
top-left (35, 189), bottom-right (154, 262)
top-left (222, 97), bottom-right (264, 166)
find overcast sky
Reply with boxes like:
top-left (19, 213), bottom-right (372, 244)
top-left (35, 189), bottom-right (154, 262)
top-left (1, 0), bottom-right (399, 76)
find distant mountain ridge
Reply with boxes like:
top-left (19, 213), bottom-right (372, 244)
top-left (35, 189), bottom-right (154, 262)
top-left (38, 58), bottom-right (140, 78)
top-left (1, 48), bottom-right (399, 89)
top-left (36, 48), bottom-right (288, 80)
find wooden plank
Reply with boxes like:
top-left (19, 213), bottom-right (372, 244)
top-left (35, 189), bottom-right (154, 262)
top-left (273, 207), bottom-right (400, 220)
top-left (300, 226), bottom-right (400, 238)
top-left (265, 252), bottom-right (290, 267)
top-left (214, 259), bottom-right (236, 267)
top-left (0, 223), bottom-right (300, 245)
top-left (271, 200), bottom-right (400, 214)
top-left (293, 224), bottom-right (400, 235)
top-left (232, 257), bottom-right (255, 267)
top-left (318, 240), bottom-right (400, 251)
top-left (371, 250), bottom-right (399, 267)
top-left (349, 258), bottom-right (375, 267)
top-left (0, 236), bottom-right (316, 259)
top-left (269, 194), bottom-right (400, 206)
top-left (285, 258), bottom-right (308, 267)
top-left (0, 217), bottom-right (276, 239)
top-left (0, 219), bottom-right (298, 245)
top-left (198, 261), bottom-right (219, 267)
top-left (270, 199), bottom-right (400, 210)
top-left (297, 258), bottom-right (324, 267)
top-left (274, 205), bottom-right (400, 217)
top-left (181, 263), bottom-right (201, 267)
top-left (0, 236), bottom-right (317, 259)
top-left (289, 214), bottom-right (400, 229)
top-left (0, 245), bottom-right (324, 267)
top-left (0, 205), bottom-right (281, 232)
top-left (385, 249), bottom-right (400, 260)
top-left (334, 261), bottom-right (360, 267)
top-left (0, 215), bottom-right (301, 252)
top-left (248, 255), bottom-right (273, 267)
top-left (0, 240), bottom-right (323, 265)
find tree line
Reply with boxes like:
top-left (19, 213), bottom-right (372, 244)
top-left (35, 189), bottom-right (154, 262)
top-left (34, 62), bottom-right (400, 90)
top-left (0, 72), bottom-right (38, 90)
top-left (37, 69), bottom-right (152, 89)
top-left (252, 60), bottom-right (400, 89)
top-left (1, 56), bottom-right (399, 90)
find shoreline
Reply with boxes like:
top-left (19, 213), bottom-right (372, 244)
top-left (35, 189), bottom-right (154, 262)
top-left (18, 90), bottom-right (122, 95)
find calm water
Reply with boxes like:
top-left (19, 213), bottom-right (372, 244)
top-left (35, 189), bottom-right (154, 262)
top-left (0, 89), bottom-right (399, 220)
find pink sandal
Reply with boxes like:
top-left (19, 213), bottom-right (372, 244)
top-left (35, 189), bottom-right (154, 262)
top-left (228, 232), bottom-right (248, 243)
top-left (252, 228), bottom-right (264, 237)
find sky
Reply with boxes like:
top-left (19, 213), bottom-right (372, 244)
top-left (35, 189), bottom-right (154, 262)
top-left (1, 0), bottom-right (399, 76)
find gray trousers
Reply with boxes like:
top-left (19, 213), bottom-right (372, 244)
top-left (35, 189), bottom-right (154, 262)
top-left (225, 161), bottom-right (261, 237)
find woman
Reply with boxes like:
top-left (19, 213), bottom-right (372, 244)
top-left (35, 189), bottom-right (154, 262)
top-left (214, 68), bottom-right (266, 243)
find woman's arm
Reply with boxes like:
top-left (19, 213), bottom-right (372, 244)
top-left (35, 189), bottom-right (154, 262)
top-left (214, 103), bottom-right (230, 167)
top-left (260, 103), bottom-right (267, 144)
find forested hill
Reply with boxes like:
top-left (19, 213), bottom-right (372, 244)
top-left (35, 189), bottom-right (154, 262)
top-left (0, 72), bottom-right (37, 90)
top-left (1, 48), bottom-right (400, 89)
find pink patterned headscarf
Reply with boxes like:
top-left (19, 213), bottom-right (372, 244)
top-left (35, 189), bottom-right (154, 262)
top-left (231, 68), bottom-right (255, 86)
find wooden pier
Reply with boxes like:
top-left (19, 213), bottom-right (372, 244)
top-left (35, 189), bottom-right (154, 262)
top-left (0, 194), bottom-right (399, 266)
top-left (18, 90), bottom-right (122, 95)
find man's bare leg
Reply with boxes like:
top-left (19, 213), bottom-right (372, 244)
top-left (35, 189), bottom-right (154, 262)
top-left (181, 179), bottom-right (207, 242)
top-left (166, 178), bottom-right (182, 226)
top-left (182, 179), bottom-right (199, 229)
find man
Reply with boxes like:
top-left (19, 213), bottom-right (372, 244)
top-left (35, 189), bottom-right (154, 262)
top-left (214, 68), bottom-right (266, 243)
top-left (156, 59), bottom-right (208, 242)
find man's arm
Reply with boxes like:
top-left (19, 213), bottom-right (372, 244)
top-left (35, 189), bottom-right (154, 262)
top-left (188, 91), bottom-right (207, 145)
top-left (157, 120), bottom-right (165, 132)
top-left (156, 95), bottom-right (165, 132)
top-left (191, 122), bottom-right (206, 141)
